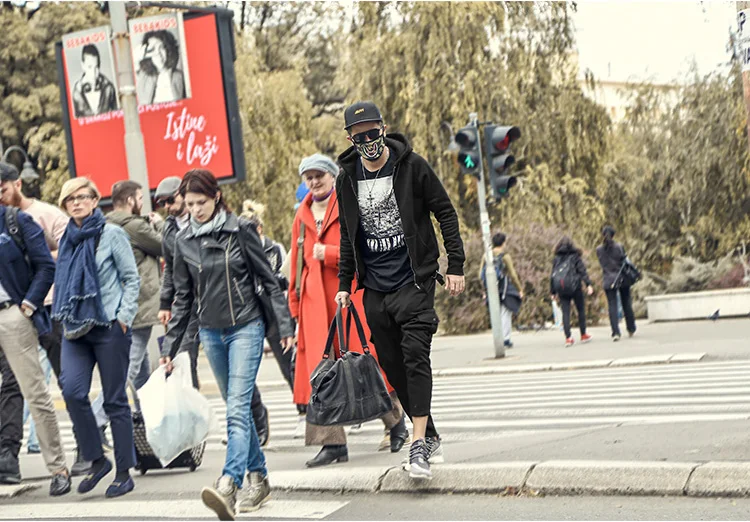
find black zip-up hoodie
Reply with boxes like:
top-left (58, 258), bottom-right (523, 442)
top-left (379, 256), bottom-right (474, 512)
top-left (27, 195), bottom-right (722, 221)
top-left (336, 133), bottom-right (465, 292)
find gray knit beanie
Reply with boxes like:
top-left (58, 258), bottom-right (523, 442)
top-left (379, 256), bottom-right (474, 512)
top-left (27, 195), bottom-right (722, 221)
top-left (298, 154), bottom-right (339, 178)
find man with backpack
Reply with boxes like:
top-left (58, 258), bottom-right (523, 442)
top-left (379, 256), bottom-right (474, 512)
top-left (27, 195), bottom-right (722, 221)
top-left (0, 173), bottom-right (72, 495)
top-left (480, 232), bottom-right (524, 348)
top-left (0, 161), bottom-right (93, 482)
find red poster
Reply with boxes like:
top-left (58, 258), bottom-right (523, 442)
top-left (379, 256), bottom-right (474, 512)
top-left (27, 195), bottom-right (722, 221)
top-left (61, 13), bottom-right (235, 199)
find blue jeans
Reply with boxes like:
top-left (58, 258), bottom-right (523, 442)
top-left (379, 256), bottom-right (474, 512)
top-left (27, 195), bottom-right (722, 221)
top-left (200, 318), bottom-right (266, 487)
top-left (93, 326), bottom-right (152, 428)
top-left (22, 345), bottom-right (52, 451)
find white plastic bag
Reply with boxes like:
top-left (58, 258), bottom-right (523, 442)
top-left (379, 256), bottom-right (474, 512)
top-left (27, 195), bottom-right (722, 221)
top-left (137, 352), bottom-right (217, 465)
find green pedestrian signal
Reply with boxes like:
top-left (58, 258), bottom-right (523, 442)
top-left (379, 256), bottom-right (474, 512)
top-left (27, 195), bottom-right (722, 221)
top-left (455, 126), bottom-right (481, 177)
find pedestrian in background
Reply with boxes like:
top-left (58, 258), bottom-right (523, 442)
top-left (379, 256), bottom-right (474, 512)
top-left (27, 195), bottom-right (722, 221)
top-left (289, 154), bottom-right (408, 469)
top-left (155, 176), bottom-right (200, 389)
top-left (161, 169), bottom-right (294, 519)
top-left (596, 225), bottom-right (637, 341)
top-left (550, 236), bottom-right (594, 347)
top-left (480, 232), bottom-right (524, 348)
top-left (54, 177), bottom-right (140, 498)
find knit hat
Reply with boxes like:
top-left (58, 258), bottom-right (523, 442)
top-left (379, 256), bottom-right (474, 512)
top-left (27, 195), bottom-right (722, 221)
top-left (298, 154), bottom-right (339, 178)
top-left (155, 176), bottom-right (182, 199)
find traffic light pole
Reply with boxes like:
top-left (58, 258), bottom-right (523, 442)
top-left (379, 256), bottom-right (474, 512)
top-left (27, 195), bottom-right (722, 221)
top-left (109, 1), bottom-right (152, 213)
top-left (469, 112), bottom-right (506, 359)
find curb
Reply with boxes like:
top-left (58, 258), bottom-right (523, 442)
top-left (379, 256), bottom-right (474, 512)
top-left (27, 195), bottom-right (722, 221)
top-left (268, 460), bottom-right (750, 498)
top-left (431, 352), bottom-right (706, 377)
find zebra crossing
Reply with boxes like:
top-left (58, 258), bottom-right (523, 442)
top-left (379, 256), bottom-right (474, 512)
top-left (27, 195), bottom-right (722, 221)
top-left (37, 359), bottom-right (750, 453)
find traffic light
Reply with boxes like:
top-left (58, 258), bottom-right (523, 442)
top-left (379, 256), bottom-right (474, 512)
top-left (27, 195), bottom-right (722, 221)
top-left (455, 125), bottom-right (481, 177)
top-left (484, 125), bottom-right (521, 200)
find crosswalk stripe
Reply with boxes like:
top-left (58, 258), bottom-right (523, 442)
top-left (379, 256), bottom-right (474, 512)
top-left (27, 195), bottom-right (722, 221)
top-left (0, 499), bottom-right (350, 519)
top-left (40, 362), bottom-right (750, 453)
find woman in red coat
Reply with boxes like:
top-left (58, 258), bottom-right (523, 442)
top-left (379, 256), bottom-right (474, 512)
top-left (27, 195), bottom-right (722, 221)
top-left (288, 154), bottom-right (408, 468)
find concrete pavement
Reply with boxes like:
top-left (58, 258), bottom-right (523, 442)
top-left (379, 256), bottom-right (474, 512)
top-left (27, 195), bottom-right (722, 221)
top-left (7, 318), bottom-right (750, 503)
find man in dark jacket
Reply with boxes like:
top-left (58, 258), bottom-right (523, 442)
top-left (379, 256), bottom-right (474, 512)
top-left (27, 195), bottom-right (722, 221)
top-left (335, 101), bottom-right (465, 481)
top-left (155, 176), bottom-right (200, 389)
top-left (0, 203), bottom-right (71, 495)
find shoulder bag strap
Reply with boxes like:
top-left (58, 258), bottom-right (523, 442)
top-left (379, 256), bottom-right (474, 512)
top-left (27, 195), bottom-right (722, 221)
top-left (295, 222), bottom-right (305, 300)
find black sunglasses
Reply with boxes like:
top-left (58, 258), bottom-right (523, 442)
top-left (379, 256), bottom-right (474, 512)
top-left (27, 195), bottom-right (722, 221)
top-left (350, 128), bottom-right (383, 145)
top-left (156, 196), bottom-right (175, 207)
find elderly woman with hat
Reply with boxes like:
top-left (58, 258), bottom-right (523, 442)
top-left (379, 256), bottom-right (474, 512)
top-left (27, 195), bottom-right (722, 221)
top-left (288, 154), bottom-right (408, 468)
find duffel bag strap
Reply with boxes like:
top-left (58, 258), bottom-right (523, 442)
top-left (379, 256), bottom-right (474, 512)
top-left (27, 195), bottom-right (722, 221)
top-left (344, 305), bottom-right (371, 355)
top-left (322, 304), bottom-right (346, 360)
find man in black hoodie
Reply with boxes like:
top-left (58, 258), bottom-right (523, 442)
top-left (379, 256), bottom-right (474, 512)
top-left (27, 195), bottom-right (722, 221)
top-left (335, 101), bottom-right (465, 480)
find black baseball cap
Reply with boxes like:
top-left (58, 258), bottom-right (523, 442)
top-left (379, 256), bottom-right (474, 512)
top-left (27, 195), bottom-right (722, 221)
top-left (0, 162), bottom-right (19, 182)
top-left (344, 101), bottom-right (383, 130)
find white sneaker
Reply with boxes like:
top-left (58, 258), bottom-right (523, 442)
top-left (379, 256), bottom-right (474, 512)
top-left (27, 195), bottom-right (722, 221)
top-left (293, 414), bottom-right (306, 439)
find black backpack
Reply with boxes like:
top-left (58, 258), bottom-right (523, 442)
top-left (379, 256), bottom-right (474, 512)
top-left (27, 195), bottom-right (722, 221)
top-left (551, 255), bottom-right (581, 297)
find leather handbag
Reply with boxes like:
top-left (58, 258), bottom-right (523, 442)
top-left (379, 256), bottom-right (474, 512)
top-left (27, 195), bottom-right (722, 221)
top-left (613, 257), bottom-right (642, 289)
top-left (306, 305), bottom-right (393, 427)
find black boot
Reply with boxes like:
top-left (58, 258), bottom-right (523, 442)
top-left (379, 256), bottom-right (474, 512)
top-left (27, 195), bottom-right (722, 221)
top-left (254, 405), bottom-right (270, 448)
top-left (0, 449), bottom-right (21, 484)
top-left (71, 448), bottom-right (92, 477)
top-left (305, 445), bottom-right (348, 468)
top-left (389, 415), bottom-right (410, 453)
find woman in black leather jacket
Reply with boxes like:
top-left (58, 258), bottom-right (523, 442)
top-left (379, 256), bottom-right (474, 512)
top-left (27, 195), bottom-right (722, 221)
top-left (161, 169), bottom-right (293, 519)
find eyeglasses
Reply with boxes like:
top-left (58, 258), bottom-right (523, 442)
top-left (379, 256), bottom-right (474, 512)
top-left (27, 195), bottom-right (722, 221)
top-left (64, 194), bottom-right (96, 205)
top-left (156, 196), bottom-right (175, 207)
top-left (350, 128), bottom-right (383, 145)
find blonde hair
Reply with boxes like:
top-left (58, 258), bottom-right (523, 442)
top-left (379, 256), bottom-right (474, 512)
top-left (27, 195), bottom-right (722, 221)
top-left (241, 199), bottom-right (265, 227)
top-left (58, 177), bottom-right (101, 208)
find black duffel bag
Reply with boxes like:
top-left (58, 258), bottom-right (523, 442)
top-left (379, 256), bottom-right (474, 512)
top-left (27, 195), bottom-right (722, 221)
top-left (306, 304), bottom-right (393, 427)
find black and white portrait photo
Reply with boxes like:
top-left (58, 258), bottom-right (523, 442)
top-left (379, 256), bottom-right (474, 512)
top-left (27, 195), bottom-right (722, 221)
top-left (130, 13), bottom-right (192, 106)
top-left (62, 27), bottom-right (119, 118)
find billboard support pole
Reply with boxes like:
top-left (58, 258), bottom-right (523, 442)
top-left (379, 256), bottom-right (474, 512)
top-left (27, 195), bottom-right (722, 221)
top-left (109, 1), bottom-right (152, 213)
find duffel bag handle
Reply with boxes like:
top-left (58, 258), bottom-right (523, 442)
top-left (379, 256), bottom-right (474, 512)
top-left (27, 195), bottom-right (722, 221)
top-left (322, 304), bottom-right (347, 360)
top-left (344, 305), bottom-right (370, 355)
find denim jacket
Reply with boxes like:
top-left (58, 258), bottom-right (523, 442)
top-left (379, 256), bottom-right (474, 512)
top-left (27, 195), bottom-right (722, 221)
top-left (96, 224), bottom-right (140, 327)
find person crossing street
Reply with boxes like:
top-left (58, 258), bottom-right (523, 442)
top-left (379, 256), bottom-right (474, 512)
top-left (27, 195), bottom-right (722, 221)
top-left (335, 102), bottom-right (466, 480)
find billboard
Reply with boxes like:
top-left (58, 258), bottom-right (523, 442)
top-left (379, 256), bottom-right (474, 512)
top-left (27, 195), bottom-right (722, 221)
top-left (56, 9), bottom-right (244, 200)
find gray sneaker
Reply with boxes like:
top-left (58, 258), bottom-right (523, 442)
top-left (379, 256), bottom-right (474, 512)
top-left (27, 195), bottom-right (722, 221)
top-left (201, 475), bottom-right (237, 521)
top-left (237, 472), bottom-right (271, 513)
top-left (426, 436), bottom-right (444, 463)
top-left (402, 436), bottom-right (444, 470)
top-left (408, 439), bottom-right (432, 480)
